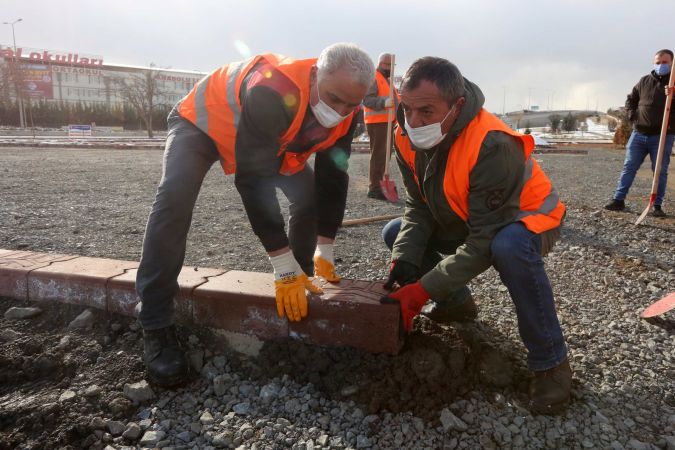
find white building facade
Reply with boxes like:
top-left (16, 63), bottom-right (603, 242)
top-left (1, 44), bottom-right (206, 108)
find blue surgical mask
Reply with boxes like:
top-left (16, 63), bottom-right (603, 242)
top-left (654, 63), bottom-right (671, 76)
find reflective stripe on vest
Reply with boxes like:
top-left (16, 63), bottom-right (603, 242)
top-left (191, 58), bottom-right (248, 136)
top-left (177, 54), bottom-right (356, 176)
top-left (395, 108), bottom-right (565, 234)
top-left (363, 71), bottom-right (398, 124)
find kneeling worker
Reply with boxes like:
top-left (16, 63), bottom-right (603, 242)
top-left (381, 56), bottom-right (571, 414)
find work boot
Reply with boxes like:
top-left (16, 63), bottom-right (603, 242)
top-left (143, 325), bottom-right (189, 388)
top-left (604, 199), bottom-right (625, 211)
top-left (367, 189), bottom-right (387, 200)
top-left (529, 358), bottom-right (572, 415)
top-left (651, 205), bottom-right (666, 218)
top-left (421, 296), bottom-right (478, 324)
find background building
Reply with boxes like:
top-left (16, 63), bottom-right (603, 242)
top-left (0, 44), bottom-right (206, 131)
top-left (0, 44), bottom-right (205, 107)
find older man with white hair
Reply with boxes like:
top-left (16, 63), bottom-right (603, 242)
top-left (136, 43), bottom-right (374, 387)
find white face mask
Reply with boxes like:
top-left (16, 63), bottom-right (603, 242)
top-left (404, 107), bottom-right (454, 149)
top-left (310, 79), bottom-right (350, 128)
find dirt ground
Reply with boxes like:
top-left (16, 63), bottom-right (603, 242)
top-left (0, 298), bottom-right (144, 449)
top-left (0, 145), bottom-right (674, 449)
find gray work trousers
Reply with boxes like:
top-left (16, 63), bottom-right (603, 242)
top-left (136, 110), bottom-right (316, 330)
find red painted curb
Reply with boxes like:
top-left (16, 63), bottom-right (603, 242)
top-left (0, 249), bottom-right (402, 354)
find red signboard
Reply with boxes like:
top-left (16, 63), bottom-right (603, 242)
top-left (21, 63), bottom-right (53, 99)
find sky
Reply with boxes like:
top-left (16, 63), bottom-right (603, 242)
top-left (3, 0), bottom-right (675, 113)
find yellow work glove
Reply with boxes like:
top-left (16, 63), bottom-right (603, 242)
top-left (270, 252), bottom-right (323, 321)
top-left (313, 243), bottom-right (341, 282)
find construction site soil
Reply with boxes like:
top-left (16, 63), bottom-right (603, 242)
top-left (0, 145), bottom-right (673, 449)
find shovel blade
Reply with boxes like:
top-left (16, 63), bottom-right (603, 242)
top-left (641, 292), bottom-right (675, 318)
top-left (380, 176), bottom-right (399, 203)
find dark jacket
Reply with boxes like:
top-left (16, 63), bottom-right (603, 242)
top-left (234, 66), bottom-right (355, 253)
top-left (626, 71), bottom-right (675, 135)
top-left (393, 79), bottom-right (532, 301)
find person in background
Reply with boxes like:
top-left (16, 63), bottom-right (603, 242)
top-left (362, 52), bottom-right (399, 200)
top-left (605, 49), bottom-right (674, 217)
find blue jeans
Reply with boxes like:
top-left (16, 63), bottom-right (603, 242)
top-left (613, 131), bottom-right (674, 206)
top-left (383, 218), bottom-right (567, 371)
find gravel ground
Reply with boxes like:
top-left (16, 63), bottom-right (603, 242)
top-left (0, 145), bottom-right (674, 450)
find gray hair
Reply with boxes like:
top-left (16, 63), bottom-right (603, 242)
top-left (316, 43), bottom-right (375, 87)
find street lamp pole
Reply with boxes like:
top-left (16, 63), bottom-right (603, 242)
top-left (3, 18), bottom-right (25, 128)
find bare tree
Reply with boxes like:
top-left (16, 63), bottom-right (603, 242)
top-left (114, 63), bottom-right (168, 138)
top-left (0, 58), bottom-right (28, 124)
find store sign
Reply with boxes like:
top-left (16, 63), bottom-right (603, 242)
top-left (21, 63), bottom-right (53, 99)
top-left (1, 46), bottom-right (103, 66)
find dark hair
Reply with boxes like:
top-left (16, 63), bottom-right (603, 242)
top-left (655, 49), bottom-right (674, 59)
top-left (401, 57), bottom-right (464, 105)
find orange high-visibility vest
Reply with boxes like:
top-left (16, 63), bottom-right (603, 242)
top-left (178, 54), bottom-right (356, 176)
top-left (363, 71), bottom-right (399, 125)
top-left (396, 109), bottom-right (565, 234)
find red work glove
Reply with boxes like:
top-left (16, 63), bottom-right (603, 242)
top-left (380, 281), bottom-right (430, 332)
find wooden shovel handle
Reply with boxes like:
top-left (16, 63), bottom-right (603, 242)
top-left (384, 54), bottom-right (396, 178)
top-left (342, 214), bottom-right (400, 227)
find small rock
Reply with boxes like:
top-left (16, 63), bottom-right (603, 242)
top-left (663, 436), bottom-right (675, 450)
top-left (440, 408), bottom-right (468, 432)
top-left (259, 383), bottom-right (279, 403)
top-left (233, 402), bottom-right (250, 415)
top-left (106, 420), bottom-right (126, 436)
top-left (0, 329), bottom-right (21, 341)
top-left (139, 430), bottom-right (165, 447)
top-left (122, 422), bottom-right (141, 440)
top-left (413, 417), bottom-right (425, 433)
top-left (109, 397), bottom-right (133, 417)
top-left (356, 435), bottom-right (370, 448)
top-left (90, 417), bottom-right (107, 430)
top-left (341, 385), bottom-right (359, 396)
top-left (213, 431), bottom-right (233, 448)
top-left (83, 385), bottom-right (102, 397)
top-left (59, 390), bottom-right (77, 402)
top-left (213, 355), bottom-right (227, 369)
top-left (68, 309), bottom-right (95, 329)
top-left (55, 335), bottom-right (72, 350)
top-left (176, 430), bottom-right (192, 442)
top-left (123, 380), bottom-right (155, 403)
top-left (200, 411), bottom-right (214, 425)
top-left (4, 307), bottom-right (42, 320)
top-left (626, 438), bottom-right (649, 450)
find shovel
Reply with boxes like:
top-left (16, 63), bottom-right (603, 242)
top-left (635, 58), bottom-right (675, 225)
top-left (379, 54), bottom-right (399, 203)
top-left (641, 292), bottom-right (675, 318)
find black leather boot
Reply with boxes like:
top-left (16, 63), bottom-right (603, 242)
top-left (529, 358), bottom-right (572, 415)
top-left (143, 325), bottom-right (189, 387)
top-left (421, 295), bottom-right (478, 324)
